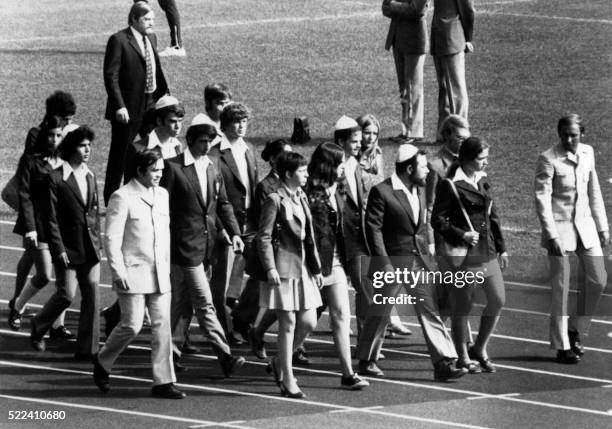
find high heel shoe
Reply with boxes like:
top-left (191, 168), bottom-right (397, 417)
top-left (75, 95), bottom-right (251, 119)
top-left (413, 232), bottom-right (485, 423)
top-left (468, 347), bottom-right (497, 373)
top-left (279, 382), bottom-right (305, 399)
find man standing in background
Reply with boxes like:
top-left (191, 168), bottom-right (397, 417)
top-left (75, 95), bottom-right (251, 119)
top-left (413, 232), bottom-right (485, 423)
top-left (431, 0), bottom-right (474, 135)
top-left (103, 1), bottom-right (168, 205)
top-left (382, 0), bottom-right (428, 142)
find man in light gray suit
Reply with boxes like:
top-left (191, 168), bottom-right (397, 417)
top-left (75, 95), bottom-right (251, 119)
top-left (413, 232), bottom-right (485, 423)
top-left (93, 150), bottom-right (185, 399)
top-left (535, 114), bottom-right (609, 364)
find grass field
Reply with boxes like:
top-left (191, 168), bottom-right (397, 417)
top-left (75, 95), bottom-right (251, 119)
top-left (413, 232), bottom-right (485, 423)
top-left (0, 0), bottom-right (611, 278)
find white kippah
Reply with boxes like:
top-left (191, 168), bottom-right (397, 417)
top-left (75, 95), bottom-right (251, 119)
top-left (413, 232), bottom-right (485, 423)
top-left (154, 95), bottom-right (179, 110)
top-left (397, 143), bottom-right (419, 163)
top-left (191, 113), bottom-right (216, 127)
top-left (334, 115), bottom-right (359, 131)
top-left (62, 123), bottom-right (79, 136)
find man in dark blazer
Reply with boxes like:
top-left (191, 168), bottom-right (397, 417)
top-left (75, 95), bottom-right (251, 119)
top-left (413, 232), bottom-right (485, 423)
top-left (207, 103), bottom-right (258, 340)
top-left (334, 116), bottom-right (372, 338)
top-left (31, 126), bottom-right (100, 360)
top-left (103, 1), bottom-right (169, 205)
top-left (161, 123), bottom-right (246, 377)
top-left (356, 144), bottom-right (467, 381)
top-left (431, 0), bottom-right (474, 133)
top-left (382, 0), bottom-right (428, 141)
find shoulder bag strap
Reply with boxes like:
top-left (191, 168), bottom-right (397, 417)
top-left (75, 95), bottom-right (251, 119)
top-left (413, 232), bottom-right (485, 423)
top-left (446, 179), bottom-right (475, 232)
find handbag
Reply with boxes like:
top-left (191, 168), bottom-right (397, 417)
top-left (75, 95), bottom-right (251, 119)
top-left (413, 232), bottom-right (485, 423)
top-left (1, 174), bottom-right (19, 211)
top-left (440, 179), bottom-right (475, 268)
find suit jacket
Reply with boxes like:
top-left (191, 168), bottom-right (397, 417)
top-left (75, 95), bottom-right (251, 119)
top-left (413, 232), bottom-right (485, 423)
top-left (425, 146), bottom-right (457, 246)
top-left (306, 184), bottom-right (347, 276)
top-left (432, 175), bottom-right (505, 263)
top-left (257, 186), bottom-right (321, 279)
top-left (431, 0), bottom-right (474, 56)
top-left (103, 28), bottom-right (168, 122)
top-left (534, 142), bottom-right (608, 251)
top-left (365, 176), bottom-right (434, 272)
top-left (44, 165), bottom-right (101, 265)
top-left (160, 153), bottom-right (240, 266)
top-left (340, 164), bottom-right (370, 260)
top-left (245, 171), bottom-right (281, 280)
top-left (105, 180), bottom-right (171, 294)
top-left (383, 0), bottom-right (429, 55)
top-left (13, 154), bottom-right (56, 241)
top-left (208, 140), bottom-right (258, 232)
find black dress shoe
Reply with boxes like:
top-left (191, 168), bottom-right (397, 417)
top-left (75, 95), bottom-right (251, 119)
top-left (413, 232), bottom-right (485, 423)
top-left (233, 318), bottom-right (251, 342)
top-left (292, 347), bottom-right (309, 366)
top-left (220, 355), bottom-right (246, 378)
top-left (556, 349), bottom-right (580, 364)
top-left (152, 383), bottom-right (186, 399)
top-left (248, 327), bottom-right (267, 360)
top-left (74, 352), bottom-right (94, 362)
top-left (92, 354), bottom-right (110, 393)
top-left (8, 298), bottom-right (22, 331)
top-left (50, 326), bottom-right (76, 340)
top-left (357, 360), bottom-right (384, 377)
top-left (568, 330), bottom-right (585, 356)
top-left (434, 359), bottom-right (468, 381)
top-left (228, 331), bottom-right (245, 346)
top-left (173, 352), bottom-right (187, 373)
top-left (29, 319), bottom-right (45, 352)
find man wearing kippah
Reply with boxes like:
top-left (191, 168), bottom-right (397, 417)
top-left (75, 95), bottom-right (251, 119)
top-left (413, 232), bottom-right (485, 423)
top-left (356, 144), bottom-right (468, 381)
top-left (382, 0), bottom-right (428, 142)
top-left (103, 1), bottom-right (169, 205)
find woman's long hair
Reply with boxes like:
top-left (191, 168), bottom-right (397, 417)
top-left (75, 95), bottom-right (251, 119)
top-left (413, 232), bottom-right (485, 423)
top-left (447, 136), bottom-right (489, 178)
top-left (308, 142), bottom-right (345, 187)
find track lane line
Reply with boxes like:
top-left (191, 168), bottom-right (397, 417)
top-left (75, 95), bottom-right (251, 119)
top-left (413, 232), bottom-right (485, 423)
top-left (0, 358), bottom-right (493, 429)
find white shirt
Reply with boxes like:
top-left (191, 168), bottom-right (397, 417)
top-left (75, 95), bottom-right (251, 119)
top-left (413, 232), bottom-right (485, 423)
top-left (184, 148), bottom-right (211, 204)
top-left (327, 182), bottom-right (338, 212)
top-left (63, 163), bottom-right (93, 203)
top-left (391, 173), bottom-right (419, 223)
top-left (220, 136), bottom-right (251, 208)
top-left (147, 130), bottom-right (182, 159)
top-left (344, 156), bottom-right (358, 203)
top-left (130, 26), bottom-right (156, 94)
top-left (452, 167), bottom-right (487, 190)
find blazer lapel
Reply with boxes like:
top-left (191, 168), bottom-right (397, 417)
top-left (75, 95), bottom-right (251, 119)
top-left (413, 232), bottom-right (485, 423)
top-left (354, 167), bottom-right (364, 209)
top-left (206, 164), bottom-right (217, 209)
top-left (126, 29), bottom-right (145, 61)
top-left (182, 164), bottom-right (207, 210)
top-left (392, 189), bottom-right (417, 227)
top-left (86, 173), bottom-right (96, 208)
top-left (66, 174), bottom-right (86, 207)
top-left (222, 149), bottom-right (245, 190)
top-left (246, 148), bottom-right (256, 193)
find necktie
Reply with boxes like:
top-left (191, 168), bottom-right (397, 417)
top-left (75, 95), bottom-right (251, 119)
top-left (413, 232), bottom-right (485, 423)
top-left (144, 35), bottom-right (154, 93)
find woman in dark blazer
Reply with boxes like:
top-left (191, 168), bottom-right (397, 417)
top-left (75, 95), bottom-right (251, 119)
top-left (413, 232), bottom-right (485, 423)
top-left (238, 139), bottom-right (292, 359)
top-left (432, 137), bottom-right (508, 373)
top-left (9, 116), bottom-right (70, 334)
top-left (305, 142), bottom-right (369, 390)
top-left (257, 151), bottom-right (323, 398)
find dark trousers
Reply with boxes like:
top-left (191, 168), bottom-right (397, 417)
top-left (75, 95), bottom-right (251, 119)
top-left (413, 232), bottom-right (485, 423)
top-left (103, 119), bottom-right (142, 205)
top-left (32, 262), bottom-right (100, 355)
top-left (158, 0), bottom-right (182, 47)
